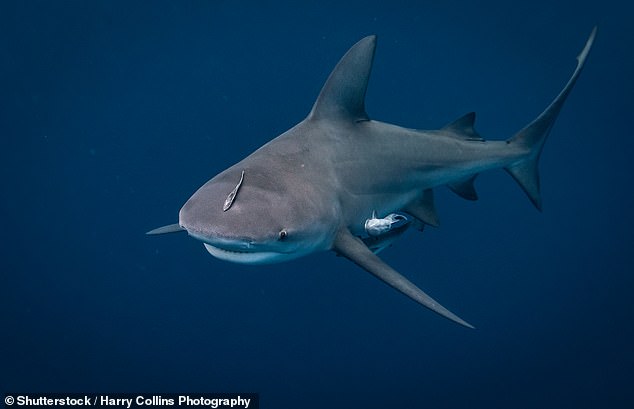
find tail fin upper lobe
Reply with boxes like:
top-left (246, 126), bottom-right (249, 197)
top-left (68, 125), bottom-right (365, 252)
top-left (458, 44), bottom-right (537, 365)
top-left (506, 27), bottom-right (597, 211)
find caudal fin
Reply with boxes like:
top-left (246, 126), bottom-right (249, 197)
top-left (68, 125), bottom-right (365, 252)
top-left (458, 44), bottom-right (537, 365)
top-left (505, 27), bottom-right (596, 211)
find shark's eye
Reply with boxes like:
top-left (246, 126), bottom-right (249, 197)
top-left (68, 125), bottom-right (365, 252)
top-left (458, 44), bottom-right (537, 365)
top-left (278, 229), bottom-right (288, 240)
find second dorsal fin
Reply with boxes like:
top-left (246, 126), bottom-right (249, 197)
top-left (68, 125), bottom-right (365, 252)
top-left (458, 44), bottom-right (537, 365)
top-left (441, 112), bottom-right (484, 141)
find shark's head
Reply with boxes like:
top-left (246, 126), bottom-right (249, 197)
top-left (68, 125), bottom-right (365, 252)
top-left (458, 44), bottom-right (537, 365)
top-left (178, 165), bottom-right (337, 265)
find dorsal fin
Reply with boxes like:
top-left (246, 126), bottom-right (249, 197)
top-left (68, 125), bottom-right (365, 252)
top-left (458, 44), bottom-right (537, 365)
top-left (441, 112), bottom-right (484, 141)
top-left (308, 35), bottom-right (377, 122)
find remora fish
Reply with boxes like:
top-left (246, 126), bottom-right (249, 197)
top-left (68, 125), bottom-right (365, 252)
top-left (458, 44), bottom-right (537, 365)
top-left (148, 28), bottom-right (596, 328)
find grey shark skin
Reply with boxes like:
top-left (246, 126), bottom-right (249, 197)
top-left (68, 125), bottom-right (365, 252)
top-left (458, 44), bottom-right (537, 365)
top-left (148, 28), bottom-right (596, 328)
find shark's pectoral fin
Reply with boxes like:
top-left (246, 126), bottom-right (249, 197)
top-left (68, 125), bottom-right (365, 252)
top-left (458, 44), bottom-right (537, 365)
top-left (146, 223), bottom-right (185, 235)
top-left (333, 228), bottom-right (474, 329)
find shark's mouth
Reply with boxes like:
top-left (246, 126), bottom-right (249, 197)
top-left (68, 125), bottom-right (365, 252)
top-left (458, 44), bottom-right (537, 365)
top-left (203, 243), bottom-right (290, 265)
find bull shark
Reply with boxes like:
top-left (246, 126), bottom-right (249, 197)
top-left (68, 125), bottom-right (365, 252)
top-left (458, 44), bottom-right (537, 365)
top-left (148, 28), bottom-right (596, 328)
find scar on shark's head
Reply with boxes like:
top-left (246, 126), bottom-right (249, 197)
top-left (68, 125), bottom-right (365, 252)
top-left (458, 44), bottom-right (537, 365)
top-left (222, 170), bottom-right (245, 211)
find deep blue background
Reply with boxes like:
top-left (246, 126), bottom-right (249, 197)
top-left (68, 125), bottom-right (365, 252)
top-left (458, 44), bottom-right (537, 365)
top-left (2, 1), bottom-right (633, 408)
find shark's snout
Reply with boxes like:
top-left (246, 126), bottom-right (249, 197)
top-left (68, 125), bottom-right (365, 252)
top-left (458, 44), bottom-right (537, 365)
top-left (182, 217), bottom-right (300, 265)
top-left (179, 206), bottom-right (259, 252)
top-left (177, 178), bottom-right (311, 265)
top-left (185, 229), bottom-right (255, 251)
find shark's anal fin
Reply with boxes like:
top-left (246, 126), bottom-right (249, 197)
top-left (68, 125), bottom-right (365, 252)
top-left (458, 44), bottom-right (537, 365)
top-left (448, 174), bottom-right (479, 201)
top-left (146, 223), bottom-right (185, 235)
top-left (333, 228), bottom-right (475, 329)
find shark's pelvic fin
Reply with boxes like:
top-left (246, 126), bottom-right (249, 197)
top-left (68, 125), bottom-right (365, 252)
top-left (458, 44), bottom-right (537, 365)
top-left (333, 228), bottom-right (474, 328)
top-left (506, 26), bottom-right (597, 211)
top-left (448, 174), bottom-right (479, 201)
top-left (309, 35), bottom-right (377, 122)
top-left (404, 189), bottom-right (440, 227)
top-left (146, 223), bottom-right (184, 235)
top-left (441, 112), bottom-right (484, 141)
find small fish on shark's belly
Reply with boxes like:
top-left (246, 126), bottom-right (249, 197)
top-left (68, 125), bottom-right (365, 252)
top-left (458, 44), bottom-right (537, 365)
top-left (147, 27), bottom-right (597, 329)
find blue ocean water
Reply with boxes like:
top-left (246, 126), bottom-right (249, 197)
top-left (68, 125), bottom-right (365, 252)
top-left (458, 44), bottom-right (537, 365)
top-left (2, 1), bottom-right (633, 408)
